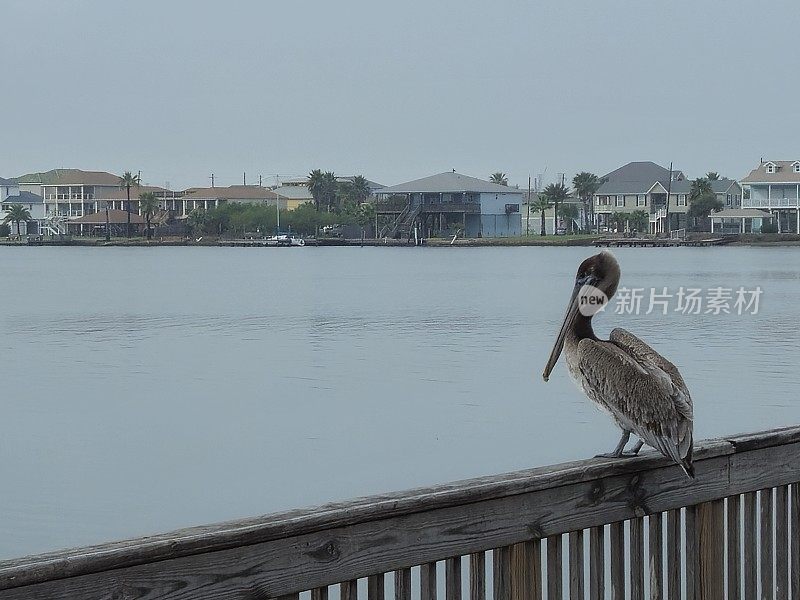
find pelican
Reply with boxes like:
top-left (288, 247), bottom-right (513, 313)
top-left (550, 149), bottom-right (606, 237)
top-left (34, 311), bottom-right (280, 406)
top-left (542, 251), bottom-right (694, 478)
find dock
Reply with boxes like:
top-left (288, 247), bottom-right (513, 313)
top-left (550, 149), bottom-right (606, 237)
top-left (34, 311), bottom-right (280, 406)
top-left (1, 425), bottom-right (798, 599)
top-left (593, 237), bottom-right (734, 248)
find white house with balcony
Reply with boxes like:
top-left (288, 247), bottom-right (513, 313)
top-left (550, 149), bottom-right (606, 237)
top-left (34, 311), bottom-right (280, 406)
top-left (740, 160), bottom-right (800, 233)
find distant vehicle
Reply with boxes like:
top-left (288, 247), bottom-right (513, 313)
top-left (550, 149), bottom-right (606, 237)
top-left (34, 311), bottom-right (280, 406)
top-left (268, 233), bottom-right (305, 247)
top-left (556, 227), bottom-right (567, 235)
top-left (321, 225), bottom-right (344, 238)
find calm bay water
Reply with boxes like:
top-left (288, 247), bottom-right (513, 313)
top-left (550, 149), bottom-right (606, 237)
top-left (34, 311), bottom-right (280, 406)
top-left (1, 245), bottom-right (799, 559)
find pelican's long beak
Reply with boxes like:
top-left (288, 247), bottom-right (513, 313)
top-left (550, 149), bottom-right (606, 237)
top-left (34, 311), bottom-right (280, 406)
top-left (542, 275), bottom-right (597, 382)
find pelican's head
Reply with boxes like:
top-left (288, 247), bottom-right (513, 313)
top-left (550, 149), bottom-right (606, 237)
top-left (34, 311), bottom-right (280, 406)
top-left (542, 251), bottom-right (621, 382)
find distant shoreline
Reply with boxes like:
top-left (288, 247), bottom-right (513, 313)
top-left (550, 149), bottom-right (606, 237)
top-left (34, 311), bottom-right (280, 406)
top-left (2, 234), bottom-right (799, 248)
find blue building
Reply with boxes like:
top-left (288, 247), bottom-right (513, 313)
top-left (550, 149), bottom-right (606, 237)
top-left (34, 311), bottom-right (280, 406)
top-left (374, 171), bottom-right (523, 238)
top-left (740, 160), bottom-right (800, 233)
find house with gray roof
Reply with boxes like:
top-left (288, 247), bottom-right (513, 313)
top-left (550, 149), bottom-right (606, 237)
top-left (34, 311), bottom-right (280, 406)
top-left (740, 160), bottom-right (800, 233)
top-left (374, 171), bottom-right (523, 238)
top-left (1, 190), bottom-right (46, 235)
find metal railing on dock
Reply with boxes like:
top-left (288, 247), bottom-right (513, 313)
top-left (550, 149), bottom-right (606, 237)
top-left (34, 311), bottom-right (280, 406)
top-left (1, 426), bottom-right (800, 599)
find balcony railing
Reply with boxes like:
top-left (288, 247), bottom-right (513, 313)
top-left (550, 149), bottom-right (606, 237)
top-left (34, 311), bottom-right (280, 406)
top-left (743, 198), bottom-right (800, 209)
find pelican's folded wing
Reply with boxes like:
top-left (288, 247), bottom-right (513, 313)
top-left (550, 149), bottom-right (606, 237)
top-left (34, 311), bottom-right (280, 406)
top-left (576, 333), bottom-right (693, 466)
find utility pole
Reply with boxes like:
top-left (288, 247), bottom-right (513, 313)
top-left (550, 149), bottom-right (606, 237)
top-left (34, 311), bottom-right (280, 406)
top-left (526, 176), bottom-right (531, 236)
top-left (243, 172), bottom-right (246, 186)
top-left (259, 174), bottom-right (262, 187)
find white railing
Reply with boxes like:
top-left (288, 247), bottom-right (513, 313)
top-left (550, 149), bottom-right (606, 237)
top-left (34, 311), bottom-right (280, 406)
top-left (742, 197), bottom-right (800, 208)
top-left (650, 208), bottom-right (667, 221)
top-left (670, 228), bottom-right (686, 240)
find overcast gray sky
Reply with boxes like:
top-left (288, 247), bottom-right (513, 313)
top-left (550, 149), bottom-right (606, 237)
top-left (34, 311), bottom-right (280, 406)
top-left (2, 0), bottom-right (798, 190)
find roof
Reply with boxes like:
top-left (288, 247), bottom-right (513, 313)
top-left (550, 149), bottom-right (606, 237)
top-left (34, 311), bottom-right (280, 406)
top-left (597, 162), bottom-right (685, 194)
top-left (668, 178), bottom-right (739, 194)
top-left (94, 185), bottom-right (173, 200)
top-left (710, 208), bottom-right (774, 219)
top-left (741, 161), bottom-right (800, 183)
top-left (376, 172), bottom-right (522, 195)
top-left (70, 209), bottom-right (146, 224)
top-left (272, 185), bottom-right (314, 200)
top-left (0, 177), bottom-right (16, 186)
top-left (15, 169), bottom-right (122, 186)
top-left (1, 191), bottom-right (44, 204)
top-left (183, 185), bottom-right (278, 200)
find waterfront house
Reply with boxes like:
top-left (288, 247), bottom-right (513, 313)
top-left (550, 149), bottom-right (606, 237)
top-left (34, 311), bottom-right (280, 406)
top-left (374, 171), bottom-right (523, 238)
top-left (1, 177), bottom-right (18, 202)
top-left (180, 185), bottom-right (281, 217)
top-left (1, 190), bottom-right (46, 235)
top-left (16, 169), bottom-right (124, 218)
top-left (709, 208), bottom-right (773, 234)
top-left (593, 162), bottom-right (685, 233)
top-left (740, 160), bottom-right (800, 233)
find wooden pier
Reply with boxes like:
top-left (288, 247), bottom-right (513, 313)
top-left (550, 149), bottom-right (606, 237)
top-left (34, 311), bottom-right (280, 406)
top-left (1, 425), bottom-right (799, 599)
top-left (593, 237), bottom-right (733, 248)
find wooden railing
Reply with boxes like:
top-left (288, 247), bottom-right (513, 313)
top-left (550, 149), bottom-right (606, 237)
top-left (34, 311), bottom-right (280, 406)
top-left (2, 426), bottom-right (800, 599)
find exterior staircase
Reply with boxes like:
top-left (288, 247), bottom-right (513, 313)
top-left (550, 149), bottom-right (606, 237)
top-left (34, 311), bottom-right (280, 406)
top-left (382, 202), bottom-right (422, 239)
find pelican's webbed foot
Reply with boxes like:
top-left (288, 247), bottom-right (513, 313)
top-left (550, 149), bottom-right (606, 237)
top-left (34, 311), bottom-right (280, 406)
top-left (595, 430), bottom-right (635, 459)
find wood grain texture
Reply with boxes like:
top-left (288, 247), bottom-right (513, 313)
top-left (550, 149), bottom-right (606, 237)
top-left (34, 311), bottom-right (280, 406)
top-left (726, 495), bottom-right (741, 600)
top-left (5, 429), bottom-right (800, 599)
top-left (649, 513), bottom-right (663, 600)
top-left (610, 521), bottom-right (624, 600)
top-left (510, 542), bottom-right (539, 600)
top-left (630, 517), bottom-right (644, 600)
top-left (445, 558), bottom-right (461, 600)
top-left (395, 569), bottom-right (411, 600)
top-left (588, 527), bottom-right (603, 600)
top-left (493, 547), bottom-right (510, 600)
top-left (760, 488), bottom-right (774, 600)
top-left (696, 501), bottom-right (723, 600)
top-left (421, 563), bottom-right (436, 600)
top-left (686, 505), bottom-right (698, 600)
top-left (666, 509), bottom-right (681, 600)
top-left (775, 485), bottom-right (788, 600)
top-left (546, 536), bottom-right (561, 600)
top-left (744, 492), bottom-right (757, 599)
top-left (568, 531), bottom-right (583, 600)
top-left (311, 586), bottom-right (329, 600)
top-left (342, 580), bottom-right (358, 600)
top-left (469, 553), bottom-right (485, 600)
top-left (368, 574), bottom-right (384, 600)
top-left (791, 485), bottom-right (799, 600)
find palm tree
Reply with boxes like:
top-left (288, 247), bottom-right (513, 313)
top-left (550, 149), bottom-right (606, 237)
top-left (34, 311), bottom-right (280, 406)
top-left (307, 169), bottom-right (326, 211)
top-left (531, 195), bottom-right (552, 236)
top-left (690, 177), bottom-right (713, 201)
top-left (322, 171), bottom-right (338, 212)
top-left (706, 172), bottom-right (720, 181)
top-left (541, 183), bottom-right (570, 234)
top-left (3, 204), bottom-right (31, 235)
top-left (349, 175), bottom-right (372, 204)
top-left (119, 171), bottom-right (140, 238)
top-left (559, 203), bottom-right (579, 234)
top-left (490, 172), bottom-right (508, 186)
top-left (572, 172), bottom-right (606, 233)
top-left (139, 192), bottom-right (159, 239)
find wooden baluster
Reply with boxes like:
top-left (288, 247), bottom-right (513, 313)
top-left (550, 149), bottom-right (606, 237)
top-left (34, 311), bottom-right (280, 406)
top-left (470, 553), bottom-right (485, 600)
top-left (568, 531), bottom-right (584, 600)
top-left (791, 484), bottom-right (800, 600)
top-left (546, 536), bottom-right (562, 600)
top-left (494, 547), bottom-right (511, 600)
top-left (696, 500), bottom-right (724, 600)
top-left (727, 495), bottom-right (741, 600)
top-left (761, 488), bottom-right (774, 600)
top-left (630, 517), bottom-right (644, 600)
top-left (776, 486), bottom-right (789, 600)
top-left (369, 574), bottom-right (385, 600)
top-left (446, 557), bottom-right (461, 600)
top-left (395, 569), bottom-right (411, 600)
top-left (342, 580), bottom-right (358, 600)
top-left (667, 509), bottom-right (681, 600)
top-left (421, 563), bottom-right (437, 600)
top-left (311, 587), bottom-right (329, 600)
top-left (649, 513), bottom-right (664, 600)
top-left (685, 506), bottom-right (698, 600)
top-left (744, 492), bottom-right (758, 599)
top-left (510, 541), bottom-right (540, 600)
top-left (589, 526), bottom-right (604, 600)
top-left (610, 521), bottom-right (624, 600)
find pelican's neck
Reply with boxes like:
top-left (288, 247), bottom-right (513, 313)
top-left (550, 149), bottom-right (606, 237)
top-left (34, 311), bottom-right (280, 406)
top-left (570, 313), bottom-right (597, 343)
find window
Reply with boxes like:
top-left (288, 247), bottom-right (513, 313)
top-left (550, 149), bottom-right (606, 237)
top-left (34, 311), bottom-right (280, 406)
top-left (766, 163), bottom-right (776, 174)
top-left (597, 195), bottom-right (610, 206)
top-left (726, 193), bottom-right (732, 206)
top-left (615, 196), bottom-right (624, 207)
top-left (794, 163), bottom-right (800, 173)
top-left (637, 195), bottom-right (646, 207)
top-left (677, 194), bottom-right (687, 207)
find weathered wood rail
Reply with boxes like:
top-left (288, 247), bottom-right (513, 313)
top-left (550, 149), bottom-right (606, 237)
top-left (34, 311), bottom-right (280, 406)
top-left (2, 426), bottom-right (800, 599)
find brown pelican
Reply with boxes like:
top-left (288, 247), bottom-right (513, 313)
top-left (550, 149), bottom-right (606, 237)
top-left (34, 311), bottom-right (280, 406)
top-left (542, 251), bottom-right (694, 478)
